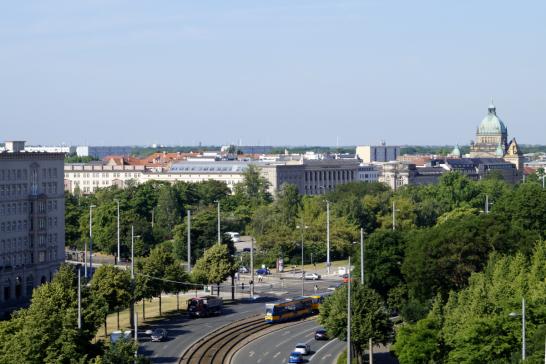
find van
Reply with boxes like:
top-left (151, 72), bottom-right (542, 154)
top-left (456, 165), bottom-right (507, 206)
top-left (226, 232), bottom-right (240, 243)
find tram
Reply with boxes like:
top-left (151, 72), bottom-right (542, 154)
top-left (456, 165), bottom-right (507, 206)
top-left (265, 296), bottom-right (313, 323)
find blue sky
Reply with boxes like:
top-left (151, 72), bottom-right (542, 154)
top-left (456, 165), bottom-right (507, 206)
top-left (1, 1), bottom-right (545, 146)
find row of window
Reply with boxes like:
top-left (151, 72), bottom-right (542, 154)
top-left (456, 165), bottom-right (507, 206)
top-left (304, 169), bottom-right (354, 182)
top-left (0, 168), bottom-right (58, 182)
top-left (65, 172), bottom-right (140, 178)
top-left (0, 248), bottom-right (58, 268)
top-left (0, 217), bottom-right (58, 234)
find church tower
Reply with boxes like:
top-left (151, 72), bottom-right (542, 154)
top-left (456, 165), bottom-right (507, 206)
top-left (504, 137), bottom-right (524, 171)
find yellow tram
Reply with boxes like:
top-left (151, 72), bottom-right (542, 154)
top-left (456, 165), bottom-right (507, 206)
top-left (265, 296), bottom-right (313, 323)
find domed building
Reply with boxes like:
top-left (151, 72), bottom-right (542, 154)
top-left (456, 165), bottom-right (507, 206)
top-left (468, 100), bottom-right (523, 171)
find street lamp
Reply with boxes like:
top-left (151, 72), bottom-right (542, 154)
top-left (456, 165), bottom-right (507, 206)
top-left (89, 205), bottom-right (96, 278)
top-left (187, 210), bottom-right (191, 272)
top-left (392, 201), bottom-right (400, 231)
top-left (347, 255), bottom-right (351, 364)
top-left (250, 237), bottom-right (255, 298)
top-left (319, 186), bottom-right (331, 275)
top-left (296, 223), bottom-right (309, 296)
top-left (509, 297), bottom-right (526, 361)
top-left (360, 228), bottom-right (364, 285)
top-left (130, 226), bottom-right (141, 331)
top-left (214, 200), bottom-right (221, 244)
top-left (114, 199), bottom-right (120, 265)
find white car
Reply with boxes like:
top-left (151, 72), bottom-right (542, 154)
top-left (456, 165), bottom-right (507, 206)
top-left (304, 273), bottom-right (321, 280)
top-left (226, 232), bottom-right (240, 243)
top-left (294, 343), bottom-right (311, 355)
top-left (238, 266), bottom-right (249, 273)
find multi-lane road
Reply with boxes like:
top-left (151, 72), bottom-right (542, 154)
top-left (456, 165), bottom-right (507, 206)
top-left (232, 319), bottom-right (345, 363)
top-left (139, 275), bottom-right (342, 363)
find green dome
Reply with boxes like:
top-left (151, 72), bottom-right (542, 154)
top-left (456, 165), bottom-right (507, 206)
top-left (478, 103), bottom-right (507, 135)
top-left (451, 145), bottom-right (461, 157)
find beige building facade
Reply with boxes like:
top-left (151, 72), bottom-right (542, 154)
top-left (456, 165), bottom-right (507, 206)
top-left (0, 141), bottom-right (65, 312)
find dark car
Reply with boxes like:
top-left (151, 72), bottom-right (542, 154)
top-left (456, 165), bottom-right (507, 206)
top-left (242, 247), bottom-right (251, 253)
top-left (288, 351), bottom-right (304, 363)
top-left (315, 328), bottom-right (329, 340)
top-left (256, 268), bottom-right (271, 275)
top-left (150, 328), bottom-right (168, 342)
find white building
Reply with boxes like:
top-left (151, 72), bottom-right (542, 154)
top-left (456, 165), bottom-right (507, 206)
top-left (76, 146), bottom-right (133, 159)
top-left (356, 144), bottom-right (400, 163)
top-left (25, 145), bottom-right (76, 154)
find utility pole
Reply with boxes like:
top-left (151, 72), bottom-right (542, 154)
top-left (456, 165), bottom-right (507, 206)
top-left (326, 200), bottom-right (331, 275)
top-left (134, 311), bottom-right (138, 358)
top-left (250, 237), bottom-right (255, 298)
top-left (360, 228), bottom-right (364, 285)
top-left (84, 239), bottom-right (87, 278)
top-left (485, 194), bottom-right (489, 214)
top-left (130, 226), bottom-right (139, 331)
top-left (151, 208), bottom-right (154, 228)
top-left (187, 210), bottom-right (191, 272)
top-left (347, 256), bottom-right (351, 364)
top-left (216, 200), bottom-right (221, 243)
top-left (392, 201), bottom-right (396, 231)
top-left (77, 267), bottom-right (81, 329)
top-left (115, 199), bottom-right (120, 265)
top-left (523, 297), bottom-right (526, 361)
top-left (296, 221), bottom-right (308, 297)
top-left (89, 205), bottom-right (96, 278)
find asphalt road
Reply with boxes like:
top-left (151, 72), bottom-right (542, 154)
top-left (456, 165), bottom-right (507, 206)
top-left (138, 276), bottom-right (342, 363)
top-left (232, 319), bottom-right (346, 364)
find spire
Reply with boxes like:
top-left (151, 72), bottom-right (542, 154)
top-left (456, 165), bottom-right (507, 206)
top-left (488, 97), bottom-right (496, 114)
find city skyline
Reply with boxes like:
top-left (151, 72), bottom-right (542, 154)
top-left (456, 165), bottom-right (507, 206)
top-left (1, 1), bottom-right (545, 146)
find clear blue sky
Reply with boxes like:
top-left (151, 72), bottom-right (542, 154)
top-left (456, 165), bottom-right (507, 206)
top-left (1, 1), bottom-right (545, 146)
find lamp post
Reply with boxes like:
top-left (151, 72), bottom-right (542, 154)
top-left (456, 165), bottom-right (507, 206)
top-left (215, 200), bottom-right (221, 244)
top-left (326, 199), bottom-right (331, 275)
top-left (347, 256), bottom-right (351, 364)
top-left (187, 210), bottom-right (191, 272)
top-left (296, 223), bottom-right (308, 296)
top-left (485, 194), bottom-right (493, 214)
top-left (115, 199), bottom-right (120, 265)
top-left (77, 267), bottom-right (81, 329)
top-left (130, 226), bottom-right (140, 330)
top-left (250, 237), bottom-right (255, 298)
top-left (151, 207), bottom-right (155, 228)
top-left (509, 297), bottom-right (526, 361)
top-left (89, 205), bottom-right (96, 278)
top-left (392, 201), bottom-right (399, 231)
top-left (360, 228), bottom-right (364, 285)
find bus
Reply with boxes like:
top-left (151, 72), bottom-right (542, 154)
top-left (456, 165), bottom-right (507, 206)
top-left (265, 296), bottom-right (313, 323)
top-left (310, 292), bottom-right (333, 313)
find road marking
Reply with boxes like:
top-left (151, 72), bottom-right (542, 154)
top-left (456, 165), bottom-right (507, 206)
top-left (162, 344), bottom-right (168, 350)
top-left (257, 358), bottom-right (262, 363)
top-left (281, 330), bottom-right (291, 336)
top-left (276, 326), bottom-right (317, 348)
top-left (305, 332), bottom-right (314, 338)
top-left (264, 351), bottom-right (269, 356)
top-left (308, 339), bottom-right (339, 362)
top-left (273, 352), bottom-right (281, 358)
top-left (249, 351), bottom-right (255, 357)
top-left (322, 353), bottom-right (332, 360)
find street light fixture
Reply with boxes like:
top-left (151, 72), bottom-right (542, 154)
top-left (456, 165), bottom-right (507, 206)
top-left (89, 205), bottom-right (96, 278)
top-left (114, 199), bottom-right (120, 265)
top-left (214, 200), bottom-right (221, 244)
top-left (296, 223), bottom-right (309, 296)
top-left (392, 201), bottom-right (400, 231)
top-left (509, 297), bottom-right (526, 361)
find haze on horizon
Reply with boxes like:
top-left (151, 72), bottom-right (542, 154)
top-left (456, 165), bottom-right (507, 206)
top-left (1, 1), bottom-right (545, 147)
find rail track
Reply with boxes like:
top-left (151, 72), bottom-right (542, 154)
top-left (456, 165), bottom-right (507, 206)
top-left (180, 314), bottom-right (269, 364)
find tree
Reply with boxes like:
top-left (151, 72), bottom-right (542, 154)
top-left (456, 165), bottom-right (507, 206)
top-left (233, 164), bottom-right (272, 207)
top-left (319, 283), bottom-right (392, 362)
top-left (191, 243), bottom-right (238, 296)
top-left (392, 296), bottom-right (445, 364)
top-left (91, 265), bottom-right (132, 335)
top-left (276, 183), bottom-right (302, 226)
top-left (98, 337), bottom-right (151, 364)
top-left (154, 185), bottom-right (182, 237)
top-left (0, 265), bottom-right (106, 363)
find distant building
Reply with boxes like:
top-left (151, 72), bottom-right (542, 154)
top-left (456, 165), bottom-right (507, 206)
top-left (0, 141), bottom-right (65, 313)
top-left (76, 146), bottom-right (133, 159)
top-left (379, 162), bottom-right (445, 190)
top-left (357, 164), bottom-right (380, 182)
top-left (356, 144), bottom-right (400, 163)
top-left (25, 145), bottom-right (76, 154)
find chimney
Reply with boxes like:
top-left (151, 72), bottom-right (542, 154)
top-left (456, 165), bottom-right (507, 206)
top-left (5, 141), bottom-right (26, 153)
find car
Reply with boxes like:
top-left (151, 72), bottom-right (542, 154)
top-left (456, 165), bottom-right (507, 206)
top-left (315, 328), bottom-right (329, 340)
top-left (256, 268), bottom-right (271, 275)
top-left (226, 232), bottom-right (241, 243)
top-left (304, 273), bottom-right (321, 280)
top-left (294, 343), bottom-right (311, 355)
top-left (150, 328), bottom-right (168, 342)
top-left (110, 330), bottom-right (131, 343)
top-left (242, 247), bottom-right (251, 253)
top-left (238, 266), bottom-right (249, 273)
top-left (342, 274), bottom-right (353, 283)
top-left (288, 351), bottom-right (305, 363)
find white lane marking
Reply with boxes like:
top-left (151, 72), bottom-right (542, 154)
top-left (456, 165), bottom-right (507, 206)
top-left (281, 330), bottom-right (291, 336)
top-left (273, 352), bottom-right (281, 358)
top-left (162, 344), bottom-right (168, 350)
top-left (321, 353), bottom-right (332, 360)
top-left (249, 351), bottom-right (255, 357)
top-left (257, 358), bottom-right (262, 363)
top-left (308, 339), bottom-right (339, 362)
top-left (263, 351), bottom-right (269, 357)
top-left (305, 332), bottom-right (314, 338)
top-left (276, 327), bottom-right (316, 348)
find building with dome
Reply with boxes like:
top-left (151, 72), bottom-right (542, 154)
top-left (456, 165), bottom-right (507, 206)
top-left (469, 101), bottom-right (524, 171)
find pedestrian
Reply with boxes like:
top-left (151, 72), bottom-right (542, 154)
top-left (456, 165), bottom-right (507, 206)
top-left (314, 284), bottom-right (318, 294)
top-left (242, 282), bottom-right (245, 290)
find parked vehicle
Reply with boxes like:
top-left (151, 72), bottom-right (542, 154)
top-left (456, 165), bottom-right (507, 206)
top-left (256, 268), bottom-right (271, 275)
top-left (314, 328), bottom-right (329, 340)
top-left (288, 351), bottom-right (305, 363)
top-left (187, 296), bottom-right (223, 318)
top-left (226, 232), bottom-right (241, 243)
top-left (242, 247), bottom-right (251, 253)
top-left (304, 272), bottom-right (321, 280)
top-left (150, 328), bottom-right (168, 342)
top-left (294, 343), bottom-right (311, 355)
top-left (110, 330), bottom-right (131, 343)
top-left (238, 266), bottom-right (249, 273)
